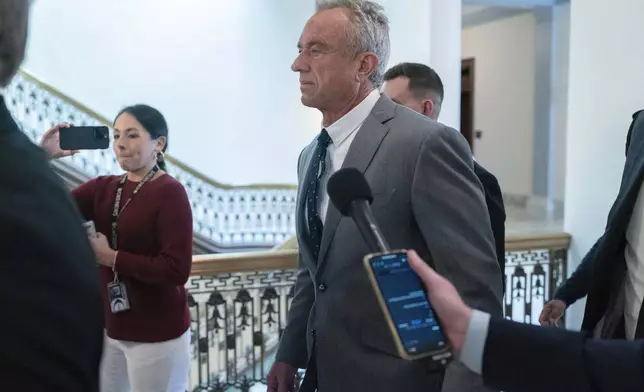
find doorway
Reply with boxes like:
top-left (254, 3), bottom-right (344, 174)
top-left (461, 58), bottom-right (475, 152)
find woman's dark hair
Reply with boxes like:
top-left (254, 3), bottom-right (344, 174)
top-left (115, 104), bottom-right (169, 171)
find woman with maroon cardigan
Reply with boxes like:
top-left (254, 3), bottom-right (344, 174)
top-left (40, 105), bottom-right (193, 392)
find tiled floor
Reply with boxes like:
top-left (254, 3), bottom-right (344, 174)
top-left (504, 194), bottom-right (564, 237)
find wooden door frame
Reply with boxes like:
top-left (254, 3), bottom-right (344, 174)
top-left (461, 58), bottom-right (475, 151)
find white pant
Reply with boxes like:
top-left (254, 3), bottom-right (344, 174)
top-left (100, 329), bottom-right (191, 392)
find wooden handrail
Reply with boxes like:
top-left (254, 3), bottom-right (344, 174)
top-left (192, 250), bottom-right (298, 275)
top-left (505, 232), bottom-right (571, 252)
top-left (191, 232), bottom-right (572, 275)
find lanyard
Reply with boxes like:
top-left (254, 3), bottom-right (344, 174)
top-left (110, 166), bottom-right (159, 250)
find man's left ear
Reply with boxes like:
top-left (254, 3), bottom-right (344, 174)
top-left (421, 99), bottom-right (435, 118)
top-left (357, 52), bottom-right (379, 82)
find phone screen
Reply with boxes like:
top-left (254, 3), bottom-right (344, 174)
top-left (368, 252), bottom-right (448, 355)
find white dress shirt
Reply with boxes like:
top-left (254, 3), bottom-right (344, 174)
top-left (459, 310), bottom-right (491, 375)
top-left (624, 184), bottom-right (644, 340)
top-left (317, 89), bottom-right (380, 221)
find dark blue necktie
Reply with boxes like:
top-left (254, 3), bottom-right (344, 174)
top-left (305, 130), bottom-right (332, 260)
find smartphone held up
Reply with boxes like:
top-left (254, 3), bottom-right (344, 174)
top-left (364, 250), bottom-right (453, 366)
top-left (59, 125), bottom-right (110, 151)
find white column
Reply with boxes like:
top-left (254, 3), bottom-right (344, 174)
top-left (564, 0), bottom-right (644, 329)
top-left (377, 0), bottom-right (461, 129)
top-left (428, 0), bottom-right (462, 130)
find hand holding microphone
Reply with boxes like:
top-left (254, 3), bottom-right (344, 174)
top-left (326, 167), bottom-right (389, 253)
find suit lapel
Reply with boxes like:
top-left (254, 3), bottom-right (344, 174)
top-left (626, 138), bottom-right (644, 187)
top-left (611, 128), bottom-right (644, 227)
top-left (316, 96), bottom-right (396, 271)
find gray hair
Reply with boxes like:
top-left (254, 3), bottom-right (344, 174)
top-left (316, 0), bottom-right (390, 88)
top-left (0, 0), bottom-right (29, 87)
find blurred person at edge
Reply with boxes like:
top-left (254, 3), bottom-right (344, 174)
top-left (0, 1), bottom-right (103, 391)
top-left (539, 110), bottom-right (644, 342)
top-left (40, 104), bottom-right (193, 392)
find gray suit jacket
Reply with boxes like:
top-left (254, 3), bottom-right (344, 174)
top-left (276, 95), bottom-right (503, 392)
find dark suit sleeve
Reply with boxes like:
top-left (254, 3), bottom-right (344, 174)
top-left (474, 164), bottom-right (505, 288)
top-left (275, 150), bottom-right (315, 368)
top-left (554, 235), bottom-right (602, 305)
top-left (483, 173), bottom-right (505, 268)
top-left (482, 318), bottom-right (644, 392)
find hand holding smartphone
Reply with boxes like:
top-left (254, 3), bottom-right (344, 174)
top-left (363, 250), bottom-right (452, 364)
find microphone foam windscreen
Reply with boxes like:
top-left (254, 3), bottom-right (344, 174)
top-left (327, 167), bottom-right (373, 216)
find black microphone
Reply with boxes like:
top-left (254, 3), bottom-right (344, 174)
top-left (327, 168), bottom-right (390, 252)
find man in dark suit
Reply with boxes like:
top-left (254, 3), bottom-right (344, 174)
top-left (540, 110), bottom-right (644, 340)
top-left (408, 249), bottom-right (644, 392)
top-left (382, 62), bottom-right (506, 290)
top-left (267, 2), bottom-right (502, 392)
top-left (0, 1), bottom-right (103, 390)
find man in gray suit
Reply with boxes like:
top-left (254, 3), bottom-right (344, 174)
top-left (267, 1), bottom-right (503, 391)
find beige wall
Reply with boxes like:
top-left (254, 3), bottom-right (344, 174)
top-left (462, 12), bottom-right (537, 196)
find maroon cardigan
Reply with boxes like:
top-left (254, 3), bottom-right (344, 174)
top-left (73, 174), bottom-right (193, 342)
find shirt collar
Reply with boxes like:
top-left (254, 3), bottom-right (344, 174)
top-left (324, 89), bottom-right (380, 147)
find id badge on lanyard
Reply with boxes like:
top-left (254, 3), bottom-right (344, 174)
top-left (108, 166), bottom-right (159, 313)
